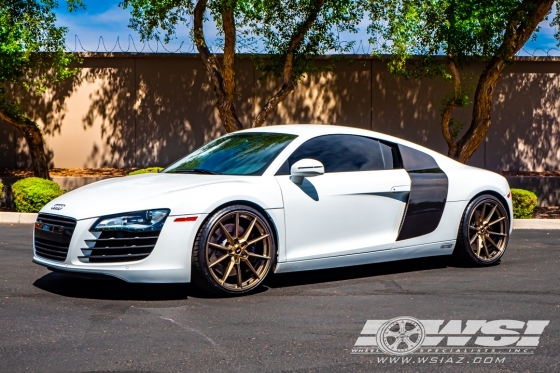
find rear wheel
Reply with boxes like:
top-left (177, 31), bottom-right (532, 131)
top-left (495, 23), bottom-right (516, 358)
top-left (191, 205), bottom-right (276, 296)
top-left (453, 194), bottom-right (510, 266)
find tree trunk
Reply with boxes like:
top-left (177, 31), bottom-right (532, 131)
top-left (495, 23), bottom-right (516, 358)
top-left (441, 59), bottom-right (461, 157)
top-left (449, 0), bottom-right (554, 164)
top-left (450, 57), bottom-right (505, 163)
top-left (193, 0), bottom-right (243, 133)
top-left (0, 108), bottom-right (50, 179)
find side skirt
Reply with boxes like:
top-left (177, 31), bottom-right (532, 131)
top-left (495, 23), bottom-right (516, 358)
top-left (273, 240), bottom-right (456, 274)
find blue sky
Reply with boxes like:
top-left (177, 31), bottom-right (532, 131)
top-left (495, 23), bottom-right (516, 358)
top-left (55, 1), bottom-right (560, 56)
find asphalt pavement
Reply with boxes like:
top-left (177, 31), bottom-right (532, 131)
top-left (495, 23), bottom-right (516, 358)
top-left (0, 224), bottom-right (558, 373)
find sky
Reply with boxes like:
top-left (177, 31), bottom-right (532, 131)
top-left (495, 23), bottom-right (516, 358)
top-left (55, 1), bottom-right (560, 56)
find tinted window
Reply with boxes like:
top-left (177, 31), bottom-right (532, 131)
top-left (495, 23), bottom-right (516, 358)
top-left (397, 144), bottom-right (439, 171)
top-left (164, 133), bottom-right (297, 176)
top-left (379, 141), bottom-right (404, 169)
top-left (278, 134), bottom-right (390, 174)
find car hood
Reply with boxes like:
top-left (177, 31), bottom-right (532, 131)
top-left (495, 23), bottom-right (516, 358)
top-left (40, 173), bottom-right (257, 220)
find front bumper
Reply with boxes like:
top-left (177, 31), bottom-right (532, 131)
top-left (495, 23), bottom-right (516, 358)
top-left (33, 214), bottom-right (207, 283)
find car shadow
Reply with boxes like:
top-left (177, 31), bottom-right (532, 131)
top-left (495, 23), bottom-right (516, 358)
top-left (264, 255), bottom-right (453, 288)
top-left (33, 255), bottom-right (459, 301)
top-left (33, 272), bottom-right (199, 301)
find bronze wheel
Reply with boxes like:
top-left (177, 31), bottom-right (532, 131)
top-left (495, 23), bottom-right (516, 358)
top-left (191, 205), bottom-right (276, 295)
top-left (454, 194), bottom-right (510, 266)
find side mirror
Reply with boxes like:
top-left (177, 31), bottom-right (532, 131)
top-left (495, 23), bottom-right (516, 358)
top-left (290, 159), bottom-right (325, 184)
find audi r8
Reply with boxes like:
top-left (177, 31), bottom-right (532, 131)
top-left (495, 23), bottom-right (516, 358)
top-left (33, 125), bottom-right (513, 295)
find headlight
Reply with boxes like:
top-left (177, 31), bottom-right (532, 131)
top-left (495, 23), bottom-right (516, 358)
top-left (91, 209), bottom-right (170, 231)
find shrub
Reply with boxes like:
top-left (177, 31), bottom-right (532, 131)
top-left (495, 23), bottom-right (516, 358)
top-left (128, 167), bottom-right (164, 175)
top-left (12, 178), bottom-right (67, 213)
top-left (511, 188), bottom-right (538, 219)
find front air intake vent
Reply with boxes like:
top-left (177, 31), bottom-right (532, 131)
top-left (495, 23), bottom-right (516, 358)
top-left (34, 214), bottom-right (77, 262)
top-left (79, 230), bottom-right (161, 263)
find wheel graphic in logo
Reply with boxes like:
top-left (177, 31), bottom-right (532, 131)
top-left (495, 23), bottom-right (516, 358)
top-left (376, 317), bottom-right (425, 355)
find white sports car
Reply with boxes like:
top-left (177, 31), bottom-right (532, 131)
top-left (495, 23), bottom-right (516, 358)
top-left (33, 125), bottom-right (513, 295)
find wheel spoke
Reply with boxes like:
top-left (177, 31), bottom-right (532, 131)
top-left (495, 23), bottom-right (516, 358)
top-left (388, 337), bottom-right (402, 348)
top-left (405, 326), bottom-right (421, 336)
top-left (247, 234), bottom-right (270, 246)
top-left (402, 337), bottom-right (415, 349)
top-left (469, 226), bottom-right (478, 231)
top-left (483, 204), bottom-right (498, 224)
top-left (488, 216), bottom-right (506, 226)
top-left (246, 252), bottom-right (270, 260)
top-left (209, 253), bottom-right (230, 268)
top-left (218, 222), bottom-right (235, 245)
top-left (488, 231), bottom-right (507, 237)
top-left (243, 258), bottom-right (261, 279)
top-left (209, 242), bottom-right (229, 251)
top-left (482, 239), bottom-right (490, 258)
top-left (487, 236), bottom-right (502, 252)
top-left (236, 263), bottom-right (243, 289)
top-left (476, 236), bottom-right (482, 256)
top-left (469, 233), bottom-right (478, 244)
top-left (235, 213), bottom-right (240, 239)
top-left (242, 217), bottom-right (258, 240)
top-left (220, 258), bottom-right (235, 284)
top-left (398, 320), bottom-right (406, 333)
top-left (385, 331), bottom-right (400, 337)
top-left (480, 203), bottom-right (487, 224)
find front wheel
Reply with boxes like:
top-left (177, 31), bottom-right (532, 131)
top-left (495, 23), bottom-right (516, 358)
top-left (453, 194), bottom-right (510, 266)
top-left (191, 205), bottom-right (276, 295)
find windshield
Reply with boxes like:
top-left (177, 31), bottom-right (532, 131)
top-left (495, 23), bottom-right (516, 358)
top-left (164, 132), bottom-right (297, 176)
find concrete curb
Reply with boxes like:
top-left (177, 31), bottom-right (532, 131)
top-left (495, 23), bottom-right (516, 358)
top-left (1, 212), bottom-right (560, 229)
top-left (0, 212), bottom-right (38, 224)
top-left (513, 219), bottom-right (560, 230)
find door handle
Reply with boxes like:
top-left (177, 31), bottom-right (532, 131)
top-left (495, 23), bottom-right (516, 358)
top-left (391, 185), bottom-right (410, 192)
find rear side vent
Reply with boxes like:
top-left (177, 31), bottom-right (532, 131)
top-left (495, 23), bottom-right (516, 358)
top-left (34, 214), bottom-right (77, 262)
top-left (79, 230), bottom-right (161, 263)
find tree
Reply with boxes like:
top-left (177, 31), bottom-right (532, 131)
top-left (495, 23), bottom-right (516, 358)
top-left (121, 0), bottom-right (365, 133)
top-left (0, 0), bottom-right (83, 179)
top-left (368, 0), bottom-right (555, 164)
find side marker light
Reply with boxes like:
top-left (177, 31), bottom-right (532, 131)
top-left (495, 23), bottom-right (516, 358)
top-left (174, 216), bottom-right (198, 222)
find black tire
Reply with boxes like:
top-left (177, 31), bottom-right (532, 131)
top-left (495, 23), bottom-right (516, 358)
top-left (191, 204), bottom-right (277, 296)
top-left (453, 194), bottom-right (510, 266)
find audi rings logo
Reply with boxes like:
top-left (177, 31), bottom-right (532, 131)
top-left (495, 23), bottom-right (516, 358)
top-left (376, 317), bottom-right (425, 355)
top-left (51, 204), bottom-right (65, 210)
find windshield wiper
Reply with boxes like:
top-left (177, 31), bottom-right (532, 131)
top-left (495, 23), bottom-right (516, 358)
top-left (168, 169), bottom-right (222, 175)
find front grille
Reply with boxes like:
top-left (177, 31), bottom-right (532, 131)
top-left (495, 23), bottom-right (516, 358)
top-left (79, 230), bottom-right (161, 263)
top-left (34, 214), bottom-right (77, 262)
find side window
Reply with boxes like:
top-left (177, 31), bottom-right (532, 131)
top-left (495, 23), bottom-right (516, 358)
top-left (379, 141), bottom-right (402, 169)
top-left (277, 134), bottom-right (394, 174)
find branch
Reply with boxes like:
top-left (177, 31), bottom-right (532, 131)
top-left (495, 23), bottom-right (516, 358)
top-left (441, 60), bottom-right (460, 149)
top-left (252, 0), bottom-right (327, 127)
top-left (0, 102), bottom-right (51, 179)
top-left (455, 0), bottom-right (554, 161)
top-left (0, 97), bottom-right (36, 128)
top-left (282, 0), bottom-right (327, 85)
top-left (501, 0), bottom-right (554, 59)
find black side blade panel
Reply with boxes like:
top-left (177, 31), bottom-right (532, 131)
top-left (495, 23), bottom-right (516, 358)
top-left (397, 145), bottom-right (449, 241)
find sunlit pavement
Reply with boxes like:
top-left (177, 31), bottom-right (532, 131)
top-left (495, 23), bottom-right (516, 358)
top-left (0, 224), bottom-right (558, 373)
